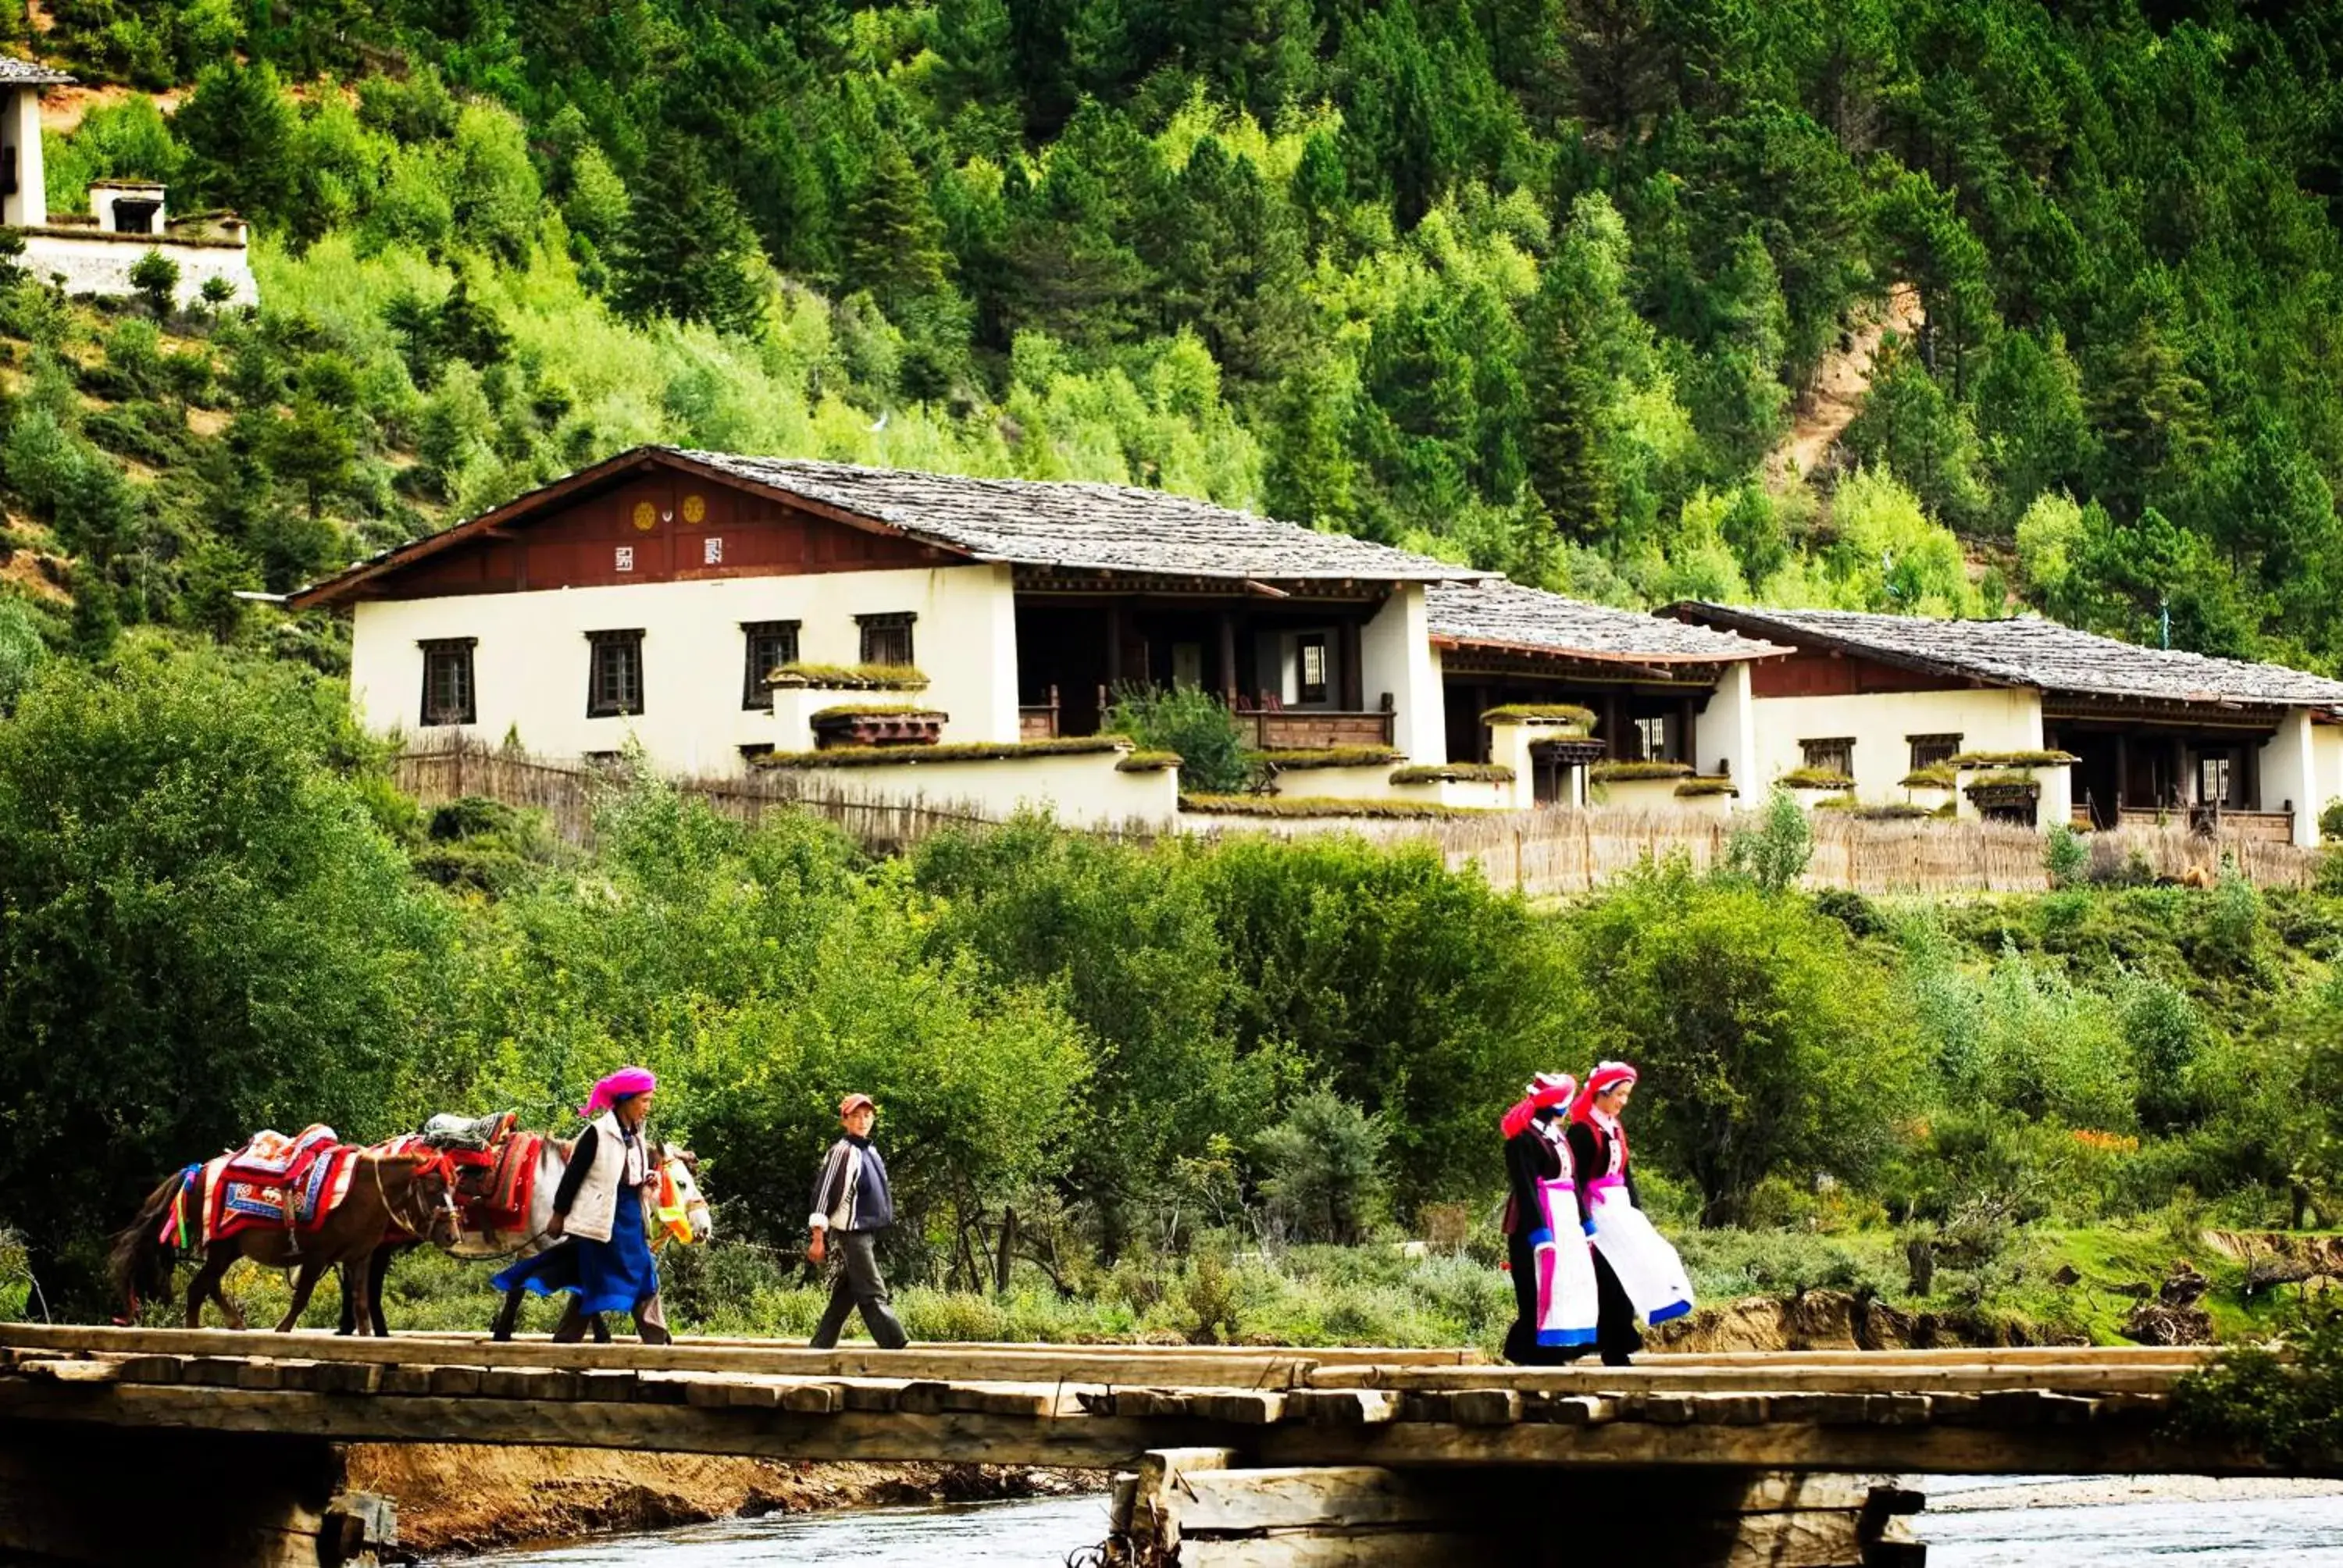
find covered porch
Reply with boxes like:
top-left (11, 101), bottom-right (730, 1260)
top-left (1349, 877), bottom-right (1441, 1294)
top-left (2049, 699), bottom-right (2294, 839)
top-left (1439, 649), bottom-right (1733, 804)
top-left (1009, 573), bottom-right (1425, 754)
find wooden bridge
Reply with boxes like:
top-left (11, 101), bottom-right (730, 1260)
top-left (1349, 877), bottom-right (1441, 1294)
top-left (0, 1323), bottom-right (2300, 1568)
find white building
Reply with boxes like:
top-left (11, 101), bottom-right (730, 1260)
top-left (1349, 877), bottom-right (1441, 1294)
top-left (0, 56), bottom-right (259, 308)
top-left (1671, 604), bottom-right (2343, 846)
top-left (289, 446), bottom-right (1486, 824)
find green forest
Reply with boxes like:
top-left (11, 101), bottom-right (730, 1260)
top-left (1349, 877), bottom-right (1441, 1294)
top-left (5, 0), bottom-right (2343, 675)
top-left (6, 638), bottom-right (2343, 1346)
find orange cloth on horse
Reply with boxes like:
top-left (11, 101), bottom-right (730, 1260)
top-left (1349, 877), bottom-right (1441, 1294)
top-left (175, 1145), bottom-right (359, 1247)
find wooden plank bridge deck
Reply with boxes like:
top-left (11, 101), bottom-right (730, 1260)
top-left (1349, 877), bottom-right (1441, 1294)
top-left (0, 1324), bottom-right (2308, 1568)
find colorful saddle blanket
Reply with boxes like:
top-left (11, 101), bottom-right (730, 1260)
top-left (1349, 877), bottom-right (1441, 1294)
top-left (376, 1125), bottom-right (538, 1235)
top-left (166, 1145), bottom-right (358, 1248)
top-left (221, 1124), bottom-right (340, 1185)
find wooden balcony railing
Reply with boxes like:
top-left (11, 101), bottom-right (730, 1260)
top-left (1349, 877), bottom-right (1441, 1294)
top-left (1019, 686), bottom-right (1060, 740)
top-left (1235, 697), bottom-right (1396, 752)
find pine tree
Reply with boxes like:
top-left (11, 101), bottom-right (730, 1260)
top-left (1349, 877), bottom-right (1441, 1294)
top-left (845, 140), bottom-right (953, 316)
top-left (172, 61), bottom-right (298, 221)
top-left (611, 134), bottom-right (768, 335)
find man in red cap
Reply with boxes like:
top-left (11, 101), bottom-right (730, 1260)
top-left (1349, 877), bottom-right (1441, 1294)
top-left (806, 1092), bottom-right (909, 1349)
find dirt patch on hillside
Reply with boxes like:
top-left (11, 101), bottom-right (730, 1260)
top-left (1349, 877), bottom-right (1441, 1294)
top-left (40, 83), bottom-right (184, 136)
top-left (1649, 1289), bottom-right (2084, 1354)
top-left (341, 1445), bottom-right (1100, 1556)
top-left (1772, 283), bottom-right (1924, 484)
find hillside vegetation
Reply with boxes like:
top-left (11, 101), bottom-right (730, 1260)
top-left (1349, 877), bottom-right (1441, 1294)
top-left (3, 1), bottom-right (2343, 674)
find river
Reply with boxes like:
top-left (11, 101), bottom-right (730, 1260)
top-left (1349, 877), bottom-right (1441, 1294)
top-left (463, 1477), bottom-right (2343, 1566)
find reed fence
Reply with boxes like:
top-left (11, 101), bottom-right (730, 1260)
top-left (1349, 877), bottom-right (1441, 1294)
top-left (392, 739), bottom-right (2323, 897)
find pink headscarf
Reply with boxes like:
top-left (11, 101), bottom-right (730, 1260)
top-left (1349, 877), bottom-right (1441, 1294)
top-left (1500, 1071), bottom-right (1577, 1139)
top-left (1568, 1060), bottom-right (1638, 1125)
top-left (583, 1066), bottom-right (657, 1119)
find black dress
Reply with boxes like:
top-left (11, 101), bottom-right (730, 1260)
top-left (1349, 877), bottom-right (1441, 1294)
top-left (1501, 1115), bottom-right (1560, 1365)
top-left (1566, 1117), bottom-right (1643, 1367)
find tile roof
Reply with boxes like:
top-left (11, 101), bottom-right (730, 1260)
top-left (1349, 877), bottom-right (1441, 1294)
top-left (0, 55), bottom-right (74, 84)
top-left (1427, 579), bottom-right (1785, 665)
top-left (669, 449), bottom-right (1485, 583)
top-left (1672, 604), bottom-right (2343, 711)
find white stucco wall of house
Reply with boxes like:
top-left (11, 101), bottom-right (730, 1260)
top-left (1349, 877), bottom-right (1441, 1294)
top-left (2258, 707), bottom-right (2324, 847)
top-left (18, 228), bottom-right (258, 307)
top-left (758, 749), bottom-right (1181, 831)
top-left (1745, 686), bottom-right (2045, 803)
top-left (1699, 661), bottom-right (1761, 786)
top-left (2314, 722), bottom-right (2343, 839)
top-left (5, 87), bottom-right (44, 227)
top-left (349, 563), bottom-right (1021, 774)
top-left (1361, 584), bottom-right (1446, 765)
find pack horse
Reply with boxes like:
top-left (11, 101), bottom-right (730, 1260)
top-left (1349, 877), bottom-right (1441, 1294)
top-left (108, 1117), bottom-right (709, 1338)
top-left (110, 1125), bottom-right (464, 1335)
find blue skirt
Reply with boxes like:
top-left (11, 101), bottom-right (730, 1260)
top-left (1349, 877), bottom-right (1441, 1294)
top-left (493, 1181), bottom-right (660, 1317)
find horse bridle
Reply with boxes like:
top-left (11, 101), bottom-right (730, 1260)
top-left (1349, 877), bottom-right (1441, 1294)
top-left (373, 1151), bottom-right (461, 1240)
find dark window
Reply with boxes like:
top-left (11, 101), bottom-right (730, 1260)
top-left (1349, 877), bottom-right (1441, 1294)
top-left (1909, 733), bottom-right (1963, 772)
top-left (1296, 634), bottom-right (1329, 704)
top-left (742, 620), bottom-right (801, 710)
top-left (112, 198), bottom-right (160, 234)
top-left (1800, 737), bottom-right (1854, 777)
top-left (586, 629), bottom-right (644, 718)
top-left (1634, 715), bottom-right (1679, 763)
top-left (858, 611), bottom-right (916, 668)
top-left (419, 638), bottom-right (476, 726)
top-left (738, 743), bottom-right (774, 761)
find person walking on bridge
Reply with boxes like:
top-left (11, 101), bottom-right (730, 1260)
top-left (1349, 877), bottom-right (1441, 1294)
top-left (806, 1093), bottom-right (909, 1350)
top-left (1567, 1061), bottom-right (1694, 1365)
top-left (491, 1067), bottom-right (672, 1345)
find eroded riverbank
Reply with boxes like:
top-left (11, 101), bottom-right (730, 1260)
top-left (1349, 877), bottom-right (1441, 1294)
top-left (344, 1447), bottom-right (1100, 1556)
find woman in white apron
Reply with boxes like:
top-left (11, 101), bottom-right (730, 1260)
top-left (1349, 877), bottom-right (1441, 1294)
top-left (1567, 1061), bottom-right (1693, 1364)
top-left (1500, 1072), bottom-right (1599, 1363)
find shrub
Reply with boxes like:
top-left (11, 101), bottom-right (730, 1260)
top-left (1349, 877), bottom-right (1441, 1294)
top-left (2043, 824), bottom-right (2088, 889)
top-left (1107, 683), bottom-right (1250, 794)
top-left (2173, 1297), bottom-right (2343, 1467)
top-left (129, 249), bottom-right (179, 319)
top-left (2320, 800), bottom-right (2343, 843)
top-left (0, 600), bottom-right (45, 714)
top-left (1257, 1091), bottom-right (1389, 1245)
top-left (1724, 788), bottom-right (1813, 894)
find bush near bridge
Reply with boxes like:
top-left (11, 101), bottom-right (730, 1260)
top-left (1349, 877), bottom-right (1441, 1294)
top-left (12, 643), bottom-right (2343, 1336)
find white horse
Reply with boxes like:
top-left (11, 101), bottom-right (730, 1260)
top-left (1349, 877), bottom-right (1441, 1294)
top-left (344, 1135), bottom-right (711, 1338)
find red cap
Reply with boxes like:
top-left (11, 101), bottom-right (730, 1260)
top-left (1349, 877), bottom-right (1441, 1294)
top-left (839, 1093), bottom-right (875, 1117)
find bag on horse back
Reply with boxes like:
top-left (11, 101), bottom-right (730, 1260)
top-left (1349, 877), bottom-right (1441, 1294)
top-left (418, 1110), bottom-right (517, 1151)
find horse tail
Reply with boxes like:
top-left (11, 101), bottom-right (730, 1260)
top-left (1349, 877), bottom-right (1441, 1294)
top-left (109, 1166), bottom-right (194, 1318)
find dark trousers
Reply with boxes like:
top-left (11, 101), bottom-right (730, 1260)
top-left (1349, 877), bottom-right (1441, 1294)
top-left (809, 1228), bottom-right (908, 1349)
top-left (550, 1292), bottom-right (671, 1345)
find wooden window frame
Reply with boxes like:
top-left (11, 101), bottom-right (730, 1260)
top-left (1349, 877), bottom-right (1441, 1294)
top-left (741, 620), bottom-right (801, 711)
top-left (1800, 736), bottom-right (1855, 776)
top-left (1908, 732), bottom-right (1963, 772)
top-left (857, 611), bottom-right (916, 668)
top-left (419, 637), bottom-right (476, 727)
top-left (1296, 633), bottom-right (1330, 704)
top-left (586, 629), bottom-right (645, 718)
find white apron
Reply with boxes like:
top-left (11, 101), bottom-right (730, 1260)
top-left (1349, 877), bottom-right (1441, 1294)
top-left (1583, 1114), bottom-right (1695, 1326)
top-left (1528, 1121), bottom-right (1599, 1349)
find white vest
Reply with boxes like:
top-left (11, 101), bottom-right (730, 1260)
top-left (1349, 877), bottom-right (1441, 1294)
top-left (565, 1110), bottom-right (644, 1243)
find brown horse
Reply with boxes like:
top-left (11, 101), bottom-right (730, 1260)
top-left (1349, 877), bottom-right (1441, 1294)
top-left (111, 1151), bottom-right (464, 1334)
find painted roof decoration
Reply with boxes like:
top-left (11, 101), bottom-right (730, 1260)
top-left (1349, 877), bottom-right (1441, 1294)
top-left (1428, 579), bottom-right (1785, 665)
top-left (1674, 603), bottom-right (2343, 711)
top-left (669, 449), bottom-right (1485, 583)
top-left (290, 445), bottom-right (1492, 606)
top-left (0, 55), bottom-right (75, 84)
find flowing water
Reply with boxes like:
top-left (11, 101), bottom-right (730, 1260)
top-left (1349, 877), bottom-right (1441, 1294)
top-left (461, 1478), bottom-right (2343, 1566)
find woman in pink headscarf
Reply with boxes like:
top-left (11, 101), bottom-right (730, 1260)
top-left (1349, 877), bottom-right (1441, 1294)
top-left (1567, 1061), bottom-right (1694, 1364)
top-left (492, 1067), bottom-right (672, 1343)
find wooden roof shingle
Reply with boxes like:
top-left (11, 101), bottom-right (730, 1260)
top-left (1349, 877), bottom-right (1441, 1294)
top-left (0, 55), bottom-right (74, 84)
top-left (1672, 604), bottom-right (2343, 711)
top-left (1428, 579), bottom-right (1785, 665)
top-left (671, 449), bottom-right (1485, 583)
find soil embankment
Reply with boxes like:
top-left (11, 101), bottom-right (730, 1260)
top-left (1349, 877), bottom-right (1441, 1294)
top-left (1649, 1289), bottom-right (2081, 1353)
top-left (343, 1445), bottom-right (1095, 1556)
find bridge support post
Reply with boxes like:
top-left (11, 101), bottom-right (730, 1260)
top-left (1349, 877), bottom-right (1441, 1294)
top-left (1107, 1452), bottom-right (1926, 1566)
top-left (0, 1422), bottom-right (398, 1567)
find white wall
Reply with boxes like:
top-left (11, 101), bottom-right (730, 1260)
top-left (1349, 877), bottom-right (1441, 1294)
top-left (1702, 661), bottom-right (1760, 785)
top-left (2259, 707), bottom-right (2323, 847)
top-left (4, 87), bottom-right (44, 228)
top-left (19, 230), bottom-right (258, 307)
top-left (767, 749), bottom-right (1179, 831)
top-left (1362, 584), bottom-right (1446, 764)
top-left (1746, 687), bottom-right (2044, 802)
top-left (2316, 723), bottom-right (2343, 839)
top-left (349, 563), bottom-right (1021, 773)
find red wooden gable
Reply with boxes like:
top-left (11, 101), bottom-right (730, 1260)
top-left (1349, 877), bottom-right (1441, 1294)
top-left (1750, 646), bottom-right (1974, 698)
top-left (365, 470), bottom-right (958, 600)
